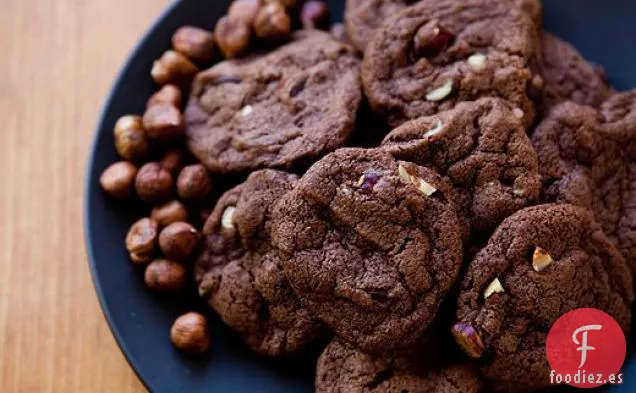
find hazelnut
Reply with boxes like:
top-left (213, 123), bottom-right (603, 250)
top-left (229, 0), bottom-right (263, 25)
top-left (151, 50), bottom-right (198, 87)
top-left (177, 164), bottom-right (213, 203)
top-left (215, 16), bottom-right (251, 59)
top-left (414, 20), bottom-right (455, 58)
top-left (483, 277), bottom-right (505, 299)
top-left (130, 251), bottom-right (153, 264)
top-left (113, 115), bottom-right (151, 162)
top-left (144, 259), bottom-right (187, 292)
top-left (172, 26), bottom-right (215, 63)
top-left (221, 206), bottom-right (236, 230)
top-left (142, 103), bottom-right (185, 141)
top-left (266, 0), bottom-right (299, 8)
top-left (451, 322), bottom-right (485, 359)
top-left (532, 246), bottom-right (553, 272)
top-left (300, 0), bottom-right (329, 29)
top-left (159, 222), bottom-right (200, 261)
top-left (125, 218), bottom-right (159, 263)
top-left (135, 163), bottom-right (174, 204)
top-left (100, 161), bottom-right (138, 199)
top-left (425, 79), bottom-right (453, 101)
top-left (147, 85), bottom-right (182, 109)
top-left (253, 1), bottom-right (291, 40)
top-left (151, 200), bottom-right (189, 228)
top-left (170, 312), bottom-right (210, 354)
top-left (159, 149), bottom-right (186, 175)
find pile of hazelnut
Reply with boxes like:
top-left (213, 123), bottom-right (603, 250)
top-left (99, 0), bottom-right (329, 356)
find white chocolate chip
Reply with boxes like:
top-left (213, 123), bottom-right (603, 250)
top-left (484, 277), bottom-right (505, 299)
top-left (424, 119), bottom-right (444, 138)
top-left (356, 174), bottom-right (366, 187)
top-left (467, 53), bottom-right (487, 72)
top-left (240, 105), bottom-right (253, 117)
top-left (513, 187), bottom-right (525, 196)
top-left (532, 246), bottom-right (554, 272)
top-left (398, 164), bottom-right (437, 196)
top-left (513, 108), bottom-right (525, 119)
top-left (398, 164), bottom-right (412, 183)
top-left (417, 178), bottom-right (437, 196)
top-left (426, 80), bottom-right (453, 101)
top-left (221, 206), bottom-right (236, 229)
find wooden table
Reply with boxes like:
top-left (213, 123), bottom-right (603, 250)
top-left (0, 0), bottom-right (174, 391)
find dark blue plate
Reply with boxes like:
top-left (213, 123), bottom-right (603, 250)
top-left (84, 0), bottom-right (636, 391)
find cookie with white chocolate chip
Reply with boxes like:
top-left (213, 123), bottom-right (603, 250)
top-left (185, 30), bottom-right (362, 174)
top-left (271, 148), bottom-right (463, 353)
top-left (194, 169), bottom-right (321, 356)
top-left (532, 99), bottom-right (636, 274)
top-left (382, 98), bottom-right (542, 232)
top-left (361, 0), bottom-right (540, 128)
top-left (453, 204), bottom-right (633, 392)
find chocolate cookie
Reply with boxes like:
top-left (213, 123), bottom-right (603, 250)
top-left (453, 204), bottom-right (633, 391)
top-left (316, 340), bottom-right (483, 393)
top-left (185, 31), bottom-right (362, 174)
top-left (382, 98), bottom-right (541, 232)
top-left (532, 100), bottom-right (636, 274)
top-left (539, 32), bottom-right (609, 111)
top-left (271, 148), bottom-right (463, 353)
top-left (345, 0), bottom-right (541, 53)
top-left (361, 0), bottom-right (539, 128)
top-left (194, 169), bottom-right (320, 356)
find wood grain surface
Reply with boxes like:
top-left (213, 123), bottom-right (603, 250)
top-left (0, 0), bottom-right (173, 391)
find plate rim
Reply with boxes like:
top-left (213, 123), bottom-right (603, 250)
top-left (82, 1), bottom-right (180, 391)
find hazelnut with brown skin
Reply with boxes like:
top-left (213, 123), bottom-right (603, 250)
top-left (151, 50), bottom-right (199, 87)
top-left (113, 115), bottom-right (151, 162)
top-left (135, 162), bottom-right (174, 204)
top-left (126, 218), bottom-right (159, 264)
top-left (159, 222), bottom-right (200, 261)
top-left (300, 0), bottom-right (329, 29)
top-left (100, 161), bottom-right (138, 199)
top-left (159, 149), bottom-right (186, 175)
top-left (151, 200), bottom-right (189, 228)
top-left (172, 26), bottom-right (215, 63)
top-left (253, 1), bottom-right (291, 40)
top-left (142, 103), bottom-right (185, 141)
top-left (266, 0), bottom-right (299, 9)
top-left (229, 0), bottom-right (263, 26)
top-left (170, 312), bottom-right (210, 354)
top-left (147, 85), bottom-right (182, 109)
top-left (215, 16), bottom-right (251, 58)
top-left (144, 259), bottom-right (187, 292)
top-left (177, 164), bottom-right (213, 204)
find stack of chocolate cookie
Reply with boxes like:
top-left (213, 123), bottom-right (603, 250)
top-left (187, 0), bottom-right (635, 391)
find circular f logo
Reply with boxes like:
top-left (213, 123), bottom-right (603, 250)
top-left (546, 308), bottom-right (626, 388)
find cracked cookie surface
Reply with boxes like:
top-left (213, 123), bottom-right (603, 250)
top-left (532, 99), bottom-right (636, 274)
top-left (361, 0), bottom-right (539, 128)
top-left (539, 32), bottom-right (609, 111)
top-left (345, 0), bottom-right (541, 53)
top-left (316, 339), bottom-right (483, 393)
top-left (185, 31), bottom-right (362, 174)
top-left (194, 169), bottom-right (320, 356)
top-left (271, 148), bottom-right (463, 353)
top-left (382, 98), bottom-right (541, 232)
top-left (454, 204), bottom-right (633, 391)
